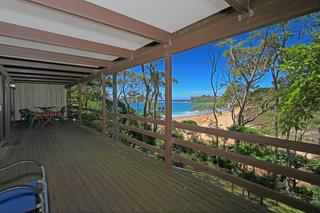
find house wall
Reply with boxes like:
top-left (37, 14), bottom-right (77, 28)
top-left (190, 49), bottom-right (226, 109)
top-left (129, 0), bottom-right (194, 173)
top-left (15, 83), bottom-right (67, 120)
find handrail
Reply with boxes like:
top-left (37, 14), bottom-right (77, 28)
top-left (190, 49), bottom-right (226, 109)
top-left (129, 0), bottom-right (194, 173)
top-left (172, 155), bottom-right (320, 213)
top-left (172, 138), bottom-right (320, 186)
top-left (173, 121), bottom-right (320, 155)
top-left (0, 160), bottom-right (49, 213)
top-left (0, 160), bottom-right (46, 182)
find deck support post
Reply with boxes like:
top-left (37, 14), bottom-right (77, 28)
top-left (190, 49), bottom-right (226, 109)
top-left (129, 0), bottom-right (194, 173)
top-left (78, 83), bottom-right (83, 124)
top-left (101, 73), bottom-right (107, 136)
top-left (164, 50), bottom-right (173, 170)
top-left (112, 73), bottom-right (118, 141)
top-left (66, 87), bottom-right (70, 119)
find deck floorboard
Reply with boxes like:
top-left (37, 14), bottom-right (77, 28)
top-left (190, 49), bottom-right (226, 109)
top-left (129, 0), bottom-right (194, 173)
top-left (0, 121), bottom-right (268, 212)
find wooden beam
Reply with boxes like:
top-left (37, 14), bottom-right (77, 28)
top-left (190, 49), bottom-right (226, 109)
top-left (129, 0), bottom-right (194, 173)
top-left (5, 67), bottom-right (88, 78)
top-left (78, 83), bottom-right (83, 124)
top-left (25, 0), bottom-right (170, 43)
top-left (101, 73), bottom-right (107, 136)
top-left (164, 51), bottom-right (172, 170)
top-left (225, 0), bottom-right (249, 13)
top-left (170, 0), bottom-right (320, 54)
top-left (67, 87), bottom-right (71, 118)
top-left (14, 80), bottom-right (68, 85)
top-left (0, 44), bottom-right (110, 67)
top-left (12, 77), bottom-right (73, 83)
top-left (112, 73), bottom-right (118, 141)
top-left (9, 74), bottom-right (80, 80)
top-left (74, 0), bottom-right (320, 85)
top-left (0, 21), bottom-right (132, 58)
top-left (0, 58), bottom-right (98, 73)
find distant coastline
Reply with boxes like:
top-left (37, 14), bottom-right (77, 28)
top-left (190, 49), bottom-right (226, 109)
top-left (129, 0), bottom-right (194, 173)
top-left (129, 100), bottom-right (210, 117)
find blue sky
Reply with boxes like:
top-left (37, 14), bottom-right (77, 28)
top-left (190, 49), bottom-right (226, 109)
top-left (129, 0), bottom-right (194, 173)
top-left (129, 13), bottom-right (318, 100)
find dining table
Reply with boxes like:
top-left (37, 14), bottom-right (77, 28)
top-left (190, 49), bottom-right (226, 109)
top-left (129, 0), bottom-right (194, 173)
top-left (34, 106), bottom-right (57, 127)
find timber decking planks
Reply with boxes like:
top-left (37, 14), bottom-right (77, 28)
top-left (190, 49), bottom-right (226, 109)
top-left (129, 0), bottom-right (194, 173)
top-left (0, 121), bottom-right (269, 212)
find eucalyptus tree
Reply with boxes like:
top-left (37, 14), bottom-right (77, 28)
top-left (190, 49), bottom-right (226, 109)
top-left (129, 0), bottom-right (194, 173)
top-left (218, 28), bottom-right (273, 127)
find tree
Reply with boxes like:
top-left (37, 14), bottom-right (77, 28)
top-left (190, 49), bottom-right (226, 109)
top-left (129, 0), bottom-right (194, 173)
top-left (208, 47), bottom-right (223, 147)
top-left (218, 28), bottom-right (272, 127)
top-left (118, 70), bottom-right (141, 113)
top-left (279, 31), bottom-right (320, 139)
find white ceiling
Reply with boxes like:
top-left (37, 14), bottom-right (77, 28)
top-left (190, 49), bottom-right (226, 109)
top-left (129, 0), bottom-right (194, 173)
top-left (87, 0), bottom-right (230, 32)
top-left (0, 36), bottom-right (117, 61)
top-left (0, 0), bottom-right (230, 68)
top-left (0, 0), bottom-right (153, 50)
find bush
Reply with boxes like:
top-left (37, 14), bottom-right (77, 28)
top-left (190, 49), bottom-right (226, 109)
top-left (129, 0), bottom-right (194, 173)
top-left (228, 125), bottom-right (262, 136)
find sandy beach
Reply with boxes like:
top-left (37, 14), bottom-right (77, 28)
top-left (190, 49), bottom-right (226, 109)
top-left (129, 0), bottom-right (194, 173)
top-left (173, 110), bottom-right (235, 129)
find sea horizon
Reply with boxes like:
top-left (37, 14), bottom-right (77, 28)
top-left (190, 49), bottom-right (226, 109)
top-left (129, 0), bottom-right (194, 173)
top-left (128, 100), bottom-right (212, 118)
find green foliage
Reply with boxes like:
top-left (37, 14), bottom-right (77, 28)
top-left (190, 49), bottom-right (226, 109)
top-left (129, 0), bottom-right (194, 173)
top-left (190, 95), bottom-right (216, 103)
top-left (181, 120), bottom-right (198, 126)
top-left (279, 32), bottom-right (320, 135)
top-left (191, 104), bottom-right (211, 112)
top-left (228, 125), bottom-right (263, 136)
top-left (311, 186), bottom-right (320, 207)
top-left (308, 158), bottom-right (320, 175)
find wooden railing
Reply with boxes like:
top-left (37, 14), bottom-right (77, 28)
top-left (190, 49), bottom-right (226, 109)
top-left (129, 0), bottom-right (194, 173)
top-left (74, 110), bottom-right (320, 212)
top-left (105, 112), bottom-right (165, 157)
top-left (171, 121), bottom-right (320, 213)
top-left (101, 112), bottom-right (320, 213)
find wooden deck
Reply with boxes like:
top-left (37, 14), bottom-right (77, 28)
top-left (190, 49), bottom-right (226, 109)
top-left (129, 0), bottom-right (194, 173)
top-left (0, 121), bottom-right (268, 213)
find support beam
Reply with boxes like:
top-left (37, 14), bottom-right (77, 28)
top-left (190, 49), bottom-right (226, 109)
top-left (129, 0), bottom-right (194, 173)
top-left (170, 0), bottom-right (320, 54)
top-left (112, 73), bottom-right (118, 141)
top-left (12, 77), bottom-right (73, 83)
top-left (25, 0), bottom-right (170, 43)
top-left (78, 83), bottom-right (83, 124)
top-left (225, 0), bottom-right (250, 13)
top-left (14, 80), bottom-right (68, 85)
top-left (9, 74), bottom-right (80, 80)
top-left (0, 58), bottom-right (98, 74)
top-left (66, 87), bottom-right (71, 119)
top-left (0, 21), bottom-right (132, 58)
top-left (0, 44), bottom-right (110, 67)
top-left (101, 73), bottom-right (107, 136)
top-left (5, 67), bottom-right (88, 78)
top-left (164, 51), bottom-right (172, 170)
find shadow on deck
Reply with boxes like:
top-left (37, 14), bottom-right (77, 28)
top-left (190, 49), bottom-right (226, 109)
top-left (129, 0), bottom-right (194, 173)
top-left (0, 121), bottom-right (268, 212)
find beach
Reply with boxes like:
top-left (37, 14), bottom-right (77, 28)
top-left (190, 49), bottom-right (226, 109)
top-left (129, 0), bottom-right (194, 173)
top-left (174, 110), bottom-right (235, 129)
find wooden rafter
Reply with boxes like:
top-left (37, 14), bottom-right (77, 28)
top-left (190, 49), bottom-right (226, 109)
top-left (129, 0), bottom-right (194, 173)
top-left (5, 67), bottom-right (88, 78)
top-left (12, 77), bottom-right (74, 83)
top-left (225, 0), bottom-right (249, 13)
top-left (9, 74), bottom-right (80, 80)
top-left (14, 81), bottom-right (70, 85)
top-left (0, 21), bottom-right (132, 58)
top-left (24, 0), bottom-right (170, 43)
top-left (0, 58), bottom-right (98, 74)
top-left (0, 44), bottom-right (109, 67)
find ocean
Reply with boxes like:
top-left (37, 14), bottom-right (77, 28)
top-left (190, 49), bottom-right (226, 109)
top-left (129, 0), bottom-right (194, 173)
top-left (129, 100), bottom-right (210, 118)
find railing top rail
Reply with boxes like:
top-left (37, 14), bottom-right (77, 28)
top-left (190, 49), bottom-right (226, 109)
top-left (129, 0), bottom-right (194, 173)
top-left (172, 137), bottom-right (320, 186)
top-left (173, 121), bottom-right (320, 155)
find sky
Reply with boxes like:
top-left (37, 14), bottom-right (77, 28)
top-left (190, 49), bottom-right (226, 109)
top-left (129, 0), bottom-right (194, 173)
top-left (128, 13), bottom-right (318, 100)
